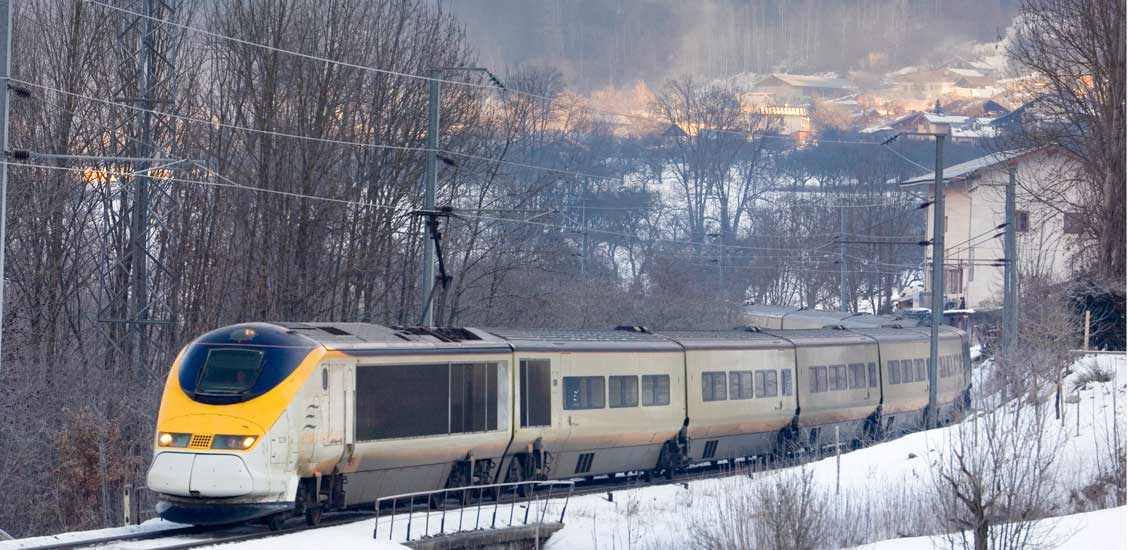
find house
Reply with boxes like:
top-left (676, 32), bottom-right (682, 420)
top-left (898, 147), bottom-right (1085, 309)
top-left (752, 104), bottom-right (811, 144)
top-left (863, 107), bottom-right (1000, 143)
top-left (749, 74), bottom-right (858, 105)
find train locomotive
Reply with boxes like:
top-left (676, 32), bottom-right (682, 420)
top-left (146, 318), bottom-right (971, 527)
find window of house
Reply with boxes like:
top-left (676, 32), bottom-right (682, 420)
top-left (1064, 212), bottom-right (1083, 235)
top-left (608, 375), bottom-right (639, 408)
top-left (889, 360), bottom-right (901, 384)
top-left (1016, 210), bottom-right (1030, 232)
top-left (867, 363), bottom-right (878, 388)
top-left (729, 371), bottom-right (754, 400)
top-left (563, 376), bottom-right (605, 410)
top-left (945, 267), bottom-right (963, 295)
top-left (914, 358), bottom-right (927, 382)
top-left (902, 360), bottom-right (915, 383)
top-left (641, 374), bottom-right (670, 406)
top-left (755, 370), bottom-right (778, 398)
top-left (702, 372), bottom-right (727, 401)
top-left (781, 370), bottom-right (793, 396)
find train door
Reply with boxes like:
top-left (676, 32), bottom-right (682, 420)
top-left (311, 360), bottom-right (346, 467)
top-left (343, 363), bottom-right (355, 460)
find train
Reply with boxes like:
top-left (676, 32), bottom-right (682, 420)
top-left (146, 317), bottom-right (971, 527)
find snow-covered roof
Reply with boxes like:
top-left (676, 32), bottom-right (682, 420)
top-left (757, 73), bottom-right (858, 91)
top-left (899, 149), bottom-right (1033, 187)
top-left (948, 68), bottom-right (985, 78)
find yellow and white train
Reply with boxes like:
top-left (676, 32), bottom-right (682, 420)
top-left (147, 320), bottom-right (971, 526)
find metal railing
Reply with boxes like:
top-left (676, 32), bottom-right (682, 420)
top-left (372, 480), bottom-right (575, 542)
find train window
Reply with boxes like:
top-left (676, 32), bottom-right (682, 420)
top-left (520, 359), bottom-right (552, 428)
top-left (195, 348), bottom-right (265, 395)
top-left (451, 363), bottom-right (500, 434)
top-left (809, 366), bottom-right (828, 393)
top-left (755, 370), bottom-right (778, 398)
top-left (829, 365), bottom-right (847, 391)
top-left (867, 363), bottom-right (878, 388)
top-left (563, 376), bottom-right (606, 410)
top-left (642, 375), bottom-right (670, 406)
top-left (889, 361), bottom-right (901, 384)
top-left (915, 359), bottom-right (927, 382)
top-left (356, 363), bottom-right (450, 440)
top-left (609, 376), bottom-right (639, 408)
top-left (702, 372), bottom-right (727, 401)
top-left (848, 363), bottom-right (866, 389)
top-left (781, 370), bottom-right (793, 396)
top-left (902, 361), bottom-right (915, 383)
top-left (730, 371), bottom-right (754, 400)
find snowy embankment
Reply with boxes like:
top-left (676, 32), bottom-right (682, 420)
top-left (3, 354), bottom-right (1122, 550)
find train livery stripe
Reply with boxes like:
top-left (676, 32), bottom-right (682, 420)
top-left (155, 346), bottom-right (329, 440)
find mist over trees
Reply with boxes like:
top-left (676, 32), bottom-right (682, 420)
top-left (450, 0), bottom-right (1018, 91)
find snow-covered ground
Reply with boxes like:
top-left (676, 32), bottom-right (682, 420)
top-left (848, 505), bottom-right (1125, 550)
top-left (4, 354), bottom-right (1122, 550)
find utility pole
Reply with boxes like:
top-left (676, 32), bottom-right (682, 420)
top-left (839, 204), bottom-right (848, 312)
top-left (580, 197), bottom-right (587, 276)
top-left (718, 232), bottom-right (725, 294)
top-left (128, 0), bottom-right (159, 376)
top-left (1002, 162), bottom-right (1018, 361)
top-left (0, 0), bottom-right (11, 375)
top-left (927, 134), bottom-right (946, 429)
top-left (418, 67), bottom-right (503, 326)
top-left (420, 68), bottom-right (440, 327)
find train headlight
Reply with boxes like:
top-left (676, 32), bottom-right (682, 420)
top-left (211, 434), bottom-right (258, 450)
top-left (157, 432), bottom-right (190, 448)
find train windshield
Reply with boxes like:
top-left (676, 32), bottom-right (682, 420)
top-left (195, 348), bottom-right (265, 395)
top-left (177, 323), bottom-right (317, 405)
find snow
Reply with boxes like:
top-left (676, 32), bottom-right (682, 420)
top-left (541, 352), bottom-right (1126, 549)
top-left (846, 506), bottom-right (1126, 549)
top-left (5, 355), bottom-right (1122, 550)
top-left (0, 519), bottom-right (189, 550)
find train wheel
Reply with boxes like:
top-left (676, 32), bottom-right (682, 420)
top-left (304, 506), bottom-right (322, 527)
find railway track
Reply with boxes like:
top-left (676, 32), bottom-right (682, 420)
top-left (15, 512), bottom-right (375, 550)
top-left (18, 450), bottom-right (827, 550)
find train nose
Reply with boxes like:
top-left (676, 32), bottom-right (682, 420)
top-left (148, 452), bottom-right (254, 498)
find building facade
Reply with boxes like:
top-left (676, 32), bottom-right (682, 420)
top-left (900, 147), bottom-right (1084, 309)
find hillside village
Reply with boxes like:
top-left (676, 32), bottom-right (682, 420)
top-left (590, 38), bottom-right (1033, 147)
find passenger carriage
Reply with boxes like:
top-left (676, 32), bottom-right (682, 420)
top-left (146, 320), bottom-right (972, 527)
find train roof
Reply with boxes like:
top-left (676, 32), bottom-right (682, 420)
top-left (483, 327), bottom-right (682, 352)
top-left (233, 321), bottom-right (954, 356)
top-left (847, 326), bottom-right (931, 342)
top-left (655, 329), bottom-right (795, 350)
top-left (744, 305), bottom-right (800, 318)
top-left (273, 322), bottom-right (512, 354)
top-left (763, 328), bottom-right (876, 346)
top-left (746, 305), bottom-right (923, 329)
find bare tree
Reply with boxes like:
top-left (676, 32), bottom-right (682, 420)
top-left (1006, 0), bottom-right (1126, 282)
